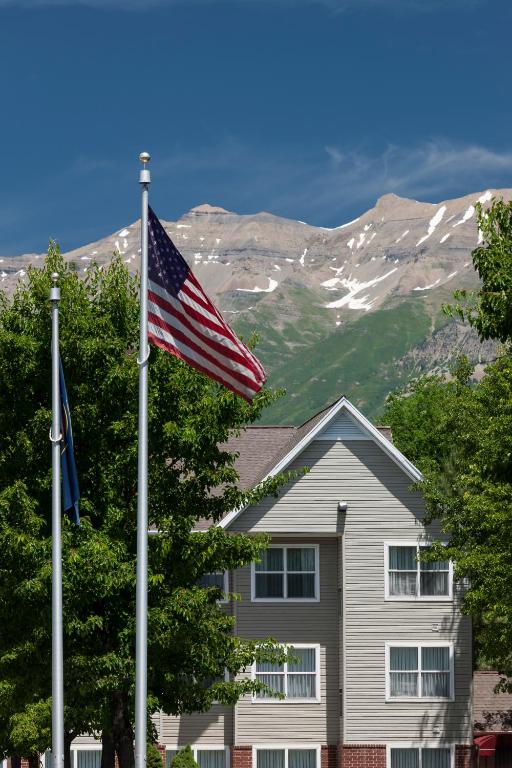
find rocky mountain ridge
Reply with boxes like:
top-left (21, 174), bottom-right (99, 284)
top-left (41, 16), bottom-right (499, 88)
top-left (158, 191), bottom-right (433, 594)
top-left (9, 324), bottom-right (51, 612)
top-left (1, 188), bottom-right (509, 422)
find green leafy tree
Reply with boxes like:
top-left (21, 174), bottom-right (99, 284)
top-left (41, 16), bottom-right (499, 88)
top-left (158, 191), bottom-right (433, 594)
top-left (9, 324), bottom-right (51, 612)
top-left (171, 747), bottom-right (198, 768)
top-left (146, 744), bottom-right (163, 768)
top-left (448, 197), bottom-right (512, 342)
top-left (0, 247), bottom-right (289, 768)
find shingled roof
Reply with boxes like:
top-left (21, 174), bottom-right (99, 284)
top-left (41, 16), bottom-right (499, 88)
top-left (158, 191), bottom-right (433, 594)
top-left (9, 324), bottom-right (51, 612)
top-left (474, 671), bottom-right (512, 732)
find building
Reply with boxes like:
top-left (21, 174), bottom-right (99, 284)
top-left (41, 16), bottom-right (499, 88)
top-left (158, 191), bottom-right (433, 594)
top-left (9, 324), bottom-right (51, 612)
top-left (71, 396), bottom-right (474, 768)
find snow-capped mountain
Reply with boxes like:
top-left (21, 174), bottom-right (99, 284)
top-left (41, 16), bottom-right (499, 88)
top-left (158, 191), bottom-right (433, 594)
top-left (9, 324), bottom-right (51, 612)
top-left (2, 189), bottom-right (509, 422)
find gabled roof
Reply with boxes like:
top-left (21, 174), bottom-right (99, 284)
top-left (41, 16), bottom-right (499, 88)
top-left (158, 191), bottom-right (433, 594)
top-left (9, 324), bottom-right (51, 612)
top-left (218, 396), bottom-right (422, 530)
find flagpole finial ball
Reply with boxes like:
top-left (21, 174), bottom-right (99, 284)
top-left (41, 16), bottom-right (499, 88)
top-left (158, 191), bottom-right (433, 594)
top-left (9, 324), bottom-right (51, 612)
top-left (139, 152), bottom-right (151, 164)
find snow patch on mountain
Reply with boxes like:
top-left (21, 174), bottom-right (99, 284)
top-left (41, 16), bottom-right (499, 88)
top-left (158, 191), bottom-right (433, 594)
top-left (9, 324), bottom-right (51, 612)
top-left (324, 268), bottom-right (398, 311)
top-left (452, 205), bottom-right (475, 228)
top-left (416, 205), bottom-right (447, 246)
top-left (238, 278), bottom-right (279, 294)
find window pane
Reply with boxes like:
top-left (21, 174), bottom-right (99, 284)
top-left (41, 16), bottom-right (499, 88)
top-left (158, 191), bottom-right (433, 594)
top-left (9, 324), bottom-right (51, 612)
top-left (198, 573), bottom-right (225, 589)
top-left (289, 751), bottom-right (316, 768)
top-left (420, 547), bottom-right (449, 571)
top-left (287, 548), bottom-right (315, 571)
top-left (197, 752), bottom-right (225, 768)
top-left (390, 647), bottom-right (418, 670)
top-left (422, 647), bottom-right (450, 671)
top-left (77, 753), bottom-right (101, 768)
top-left (288, 647), bottom-right (316, 672)
top-left (255, 573), bottom-right (284, 598)
top-left (390, 672), bottom-right (418, 697)
top-left (422, 672), bottom-right (450, 697)
top-left (288, 573), bottom-right (315, 598)
top-left (166, 751), bottom-right (178, 768)
top-left (389, 546), bottom-right (416, 570)
top-left (256, 659), bottom-right (284, 673)
top-left (288, 674), bottom-right (316, 698)
top-left (391, 749), bottom-right (419, 768)
top-left (255, 673), bottom-right (285, 696)
top-left (389, 572), bottom-right (417, 596)
top-left (256, 549), bottom-right (284, 572)
top-left (257, 751), bottom-right (285, 768)
top-left (420, 572), bottom-right (449, 596)
top-left (422, 750), bottom-right (451, 768)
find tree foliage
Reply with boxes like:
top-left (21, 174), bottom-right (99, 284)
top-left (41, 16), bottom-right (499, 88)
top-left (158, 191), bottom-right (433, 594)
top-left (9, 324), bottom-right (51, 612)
top-left (171, 747), bottom-right (198, 768)
top-left (0, 246), bottom-right (289, 766)
top-left (447, 197), bottom-right (512, 342)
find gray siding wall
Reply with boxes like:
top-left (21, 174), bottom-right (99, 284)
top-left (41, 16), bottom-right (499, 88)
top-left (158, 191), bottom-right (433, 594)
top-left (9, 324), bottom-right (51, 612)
top-left (233, 536), bottom-right (340, 744)
top-left (159, 708), bottom-right (233, 746)
top-left (158, 537), bottom-right (339, 747)
top-left (340, 441), bottom-right (473, 745)
top-left (229, 441), bottom-right (353, 533)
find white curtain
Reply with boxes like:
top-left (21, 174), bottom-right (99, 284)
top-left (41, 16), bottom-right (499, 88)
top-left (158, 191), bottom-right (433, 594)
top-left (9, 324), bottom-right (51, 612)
top-left (257, 751), bottom-right (285, 768)
top-left (288, 674), bottom-right (316, 698)
top-left (287, 573), bottom-right (315, 598)
top-left (287, 548), bottom-right (315, 571)
top-left (198, 573), bottom-right (225, 589)
top-left (419, 547), bottom-right (449, 596)
top-left (255, 573), bottom-right (284, 598)
top-left (288, 751), bottom-right (316, 768)
top-left (391, 749), bottom-right (419, 768)
top-left (421, 647), bottom-right (450, 697)
top-left (256, 549), bottom-right (284, 571)
top-left (77, 752), bottom-right (101, 768)
top-left (197, 751), bottom-right (225, 768)
top-left (389, 547), bottom-right (417, 596)
top-left (422, 749), bottom-right (451, 768)
top-left (390, 647), bottom-right (418, 697)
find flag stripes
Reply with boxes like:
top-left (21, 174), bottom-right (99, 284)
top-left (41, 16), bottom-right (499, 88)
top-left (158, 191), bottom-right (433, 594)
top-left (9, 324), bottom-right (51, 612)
top-left (147, 207), bottom-right (266, 400)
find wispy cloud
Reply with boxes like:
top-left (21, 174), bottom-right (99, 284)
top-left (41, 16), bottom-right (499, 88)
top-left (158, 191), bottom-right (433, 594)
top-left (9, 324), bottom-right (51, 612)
top-left (154, 138), bottom-right (512, 226)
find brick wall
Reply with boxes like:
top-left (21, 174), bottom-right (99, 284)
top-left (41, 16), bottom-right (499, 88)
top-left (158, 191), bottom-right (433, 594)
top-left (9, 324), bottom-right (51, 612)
top-left (321, 746), bottom-right (338, 768)
top-left (455, 745), bottom-right (474, 768)
top-left (232, 747), bottom-right (252, 768)
top-left (340, 746), bottom-right (386, 768)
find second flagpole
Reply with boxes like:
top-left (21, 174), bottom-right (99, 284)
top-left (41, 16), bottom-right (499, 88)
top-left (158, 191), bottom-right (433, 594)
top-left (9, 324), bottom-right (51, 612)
top-left (135, 151), bottom-right (151, 768)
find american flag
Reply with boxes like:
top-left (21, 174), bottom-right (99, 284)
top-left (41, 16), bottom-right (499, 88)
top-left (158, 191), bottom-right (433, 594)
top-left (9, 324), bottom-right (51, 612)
top-left (147, 206), bottom-right (267, 401)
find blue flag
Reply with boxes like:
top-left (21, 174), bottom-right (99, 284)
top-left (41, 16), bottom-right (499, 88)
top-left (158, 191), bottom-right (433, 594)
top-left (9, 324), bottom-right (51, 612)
top-left (60, 361), bottom-right (80, 525)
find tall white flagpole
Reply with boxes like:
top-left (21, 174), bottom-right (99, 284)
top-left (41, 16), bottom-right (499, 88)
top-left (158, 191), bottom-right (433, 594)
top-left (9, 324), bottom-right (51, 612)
top-left (50, 272), bottom-right (64, 768)
top-left (135, 152), bottom-right (151, 768)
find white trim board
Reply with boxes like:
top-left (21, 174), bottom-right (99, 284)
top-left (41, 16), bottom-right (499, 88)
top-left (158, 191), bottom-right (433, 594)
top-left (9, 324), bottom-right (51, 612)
top-left (220, 397), bottom-right (423, 530)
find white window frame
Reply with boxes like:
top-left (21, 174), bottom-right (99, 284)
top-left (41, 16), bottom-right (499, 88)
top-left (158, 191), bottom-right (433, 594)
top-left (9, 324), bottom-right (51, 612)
top-left (386, 743), bottom-right (455, 768)
top-left (252, 744), bottom-right (321, 768)
top-left (164, 745), bottom-right (230, 768)
top-left (385, 642), bottom-right (455, 702)
top-left (384, 541), bottom-right (453, 601)
top-left (44, 746), bottom-right (103, 768)
top-left (251, 643), bottom-right (321, 703)
top-left (251, 544), bottom-right (320, 602)
top-left (198, 570), bottom-right (229, 604)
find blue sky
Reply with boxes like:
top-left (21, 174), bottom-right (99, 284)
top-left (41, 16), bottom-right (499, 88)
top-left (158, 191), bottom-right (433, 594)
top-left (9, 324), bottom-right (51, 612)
top-left (0, 0), bottom-right (511, 255)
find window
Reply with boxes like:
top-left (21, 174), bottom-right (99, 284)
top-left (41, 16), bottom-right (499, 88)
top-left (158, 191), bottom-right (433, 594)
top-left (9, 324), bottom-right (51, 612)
top-left (253, 644), bottom-right (320, 702)
top-left (388, 747), bottom-right (452, 768)
top-left (255, 747), bottom-right (319, 768)
top-left (385, 543), bottom-right (452, 600)
top-left (252, 546), bottom-right (319, 601)
top-left (167, 748), bottom-right (228, 768)
top-left (197, 571), bottom-right (228, 602)
top-left (385, 644), bottom-right (454, 701)
top-left (45, 749), bottom-right (102, 768)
